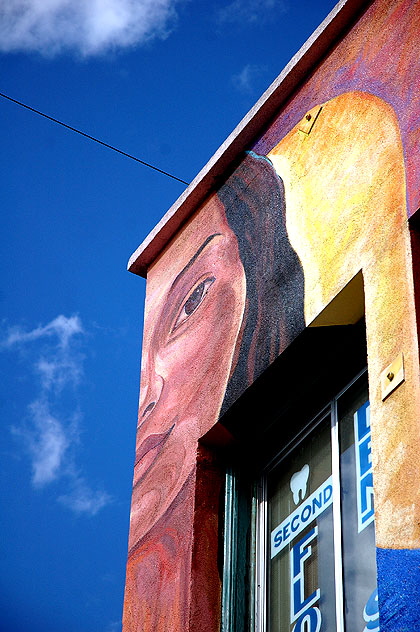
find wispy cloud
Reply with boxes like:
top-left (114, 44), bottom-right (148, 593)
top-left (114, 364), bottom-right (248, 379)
top-left (0, 0), bottom-right (180, 57)
top-left (58, 476), bottom-right (112, 516)
top-left (105, 620), bottom-right (122, 632)
top-left (232, 63), bottom-right (266, 93)
top-left (4, 315), bottom-right (84, 391)
top-left (3, 315), bottom-right (112, 516)
top-left (217, 0), bottom-right (287, 26)
top-left (3, 314), bottom-right (83, 348)
top-left (12, 399), bottom-right (72, 487)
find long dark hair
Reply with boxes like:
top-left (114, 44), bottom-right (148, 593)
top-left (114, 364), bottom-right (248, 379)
top-left (218, 151), bottom-right (305, 415)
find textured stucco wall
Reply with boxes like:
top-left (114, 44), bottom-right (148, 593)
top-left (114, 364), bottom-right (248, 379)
top-left (123, 1), bottom-right (420, 630)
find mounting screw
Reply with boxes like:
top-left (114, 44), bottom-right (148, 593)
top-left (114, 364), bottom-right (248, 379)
top-left (381, 353), bottom-right (404, 401)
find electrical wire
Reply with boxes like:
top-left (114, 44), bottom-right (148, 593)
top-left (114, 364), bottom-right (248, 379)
top-left (0, 91), bottom-right (189, 186)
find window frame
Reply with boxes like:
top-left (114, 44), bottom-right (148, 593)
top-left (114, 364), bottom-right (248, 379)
top-left (253, 367), bottom-right (371, 632)
top-left (220, 321), bottom-right (369, 632)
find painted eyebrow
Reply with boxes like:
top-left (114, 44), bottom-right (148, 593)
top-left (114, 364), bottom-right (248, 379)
top-left (170, 233), bottom-right (221, 291)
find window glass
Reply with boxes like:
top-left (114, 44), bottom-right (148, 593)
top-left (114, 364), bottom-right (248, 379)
top-left (338, 380), bottom-right (379, 631)
top-left (263, 372), bottom-right (378, 632)
top-left (268, 416), bottom-right (336, 631)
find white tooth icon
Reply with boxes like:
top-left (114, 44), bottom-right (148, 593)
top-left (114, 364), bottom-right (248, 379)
top-left (290, 464), bottom-right (310, 505)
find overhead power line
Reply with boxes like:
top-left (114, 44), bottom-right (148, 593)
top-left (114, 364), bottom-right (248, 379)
top-left (0, 91), bottom-right (189, 186)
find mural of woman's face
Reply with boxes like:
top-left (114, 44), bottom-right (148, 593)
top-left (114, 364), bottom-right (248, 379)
top-left (128, 194), bottom-right (246, 552)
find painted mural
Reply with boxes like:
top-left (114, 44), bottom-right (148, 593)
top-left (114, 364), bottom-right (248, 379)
top-left (123, 152), bottom-right (306, 631)
top-left (124, 1), bottom-right (420, 630)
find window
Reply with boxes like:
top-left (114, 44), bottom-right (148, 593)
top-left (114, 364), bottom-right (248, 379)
top-left (254, 371), bottom-right (379, 632)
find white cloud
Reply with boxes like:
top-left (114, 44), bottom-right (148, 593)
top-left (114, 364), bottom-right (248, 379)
top-left (232, 63), bottom-right (266, 93)
top-left (36, 354), bottom-right (83, 391)
top-left (217, 0), bottom-right (287, 26)
top-left (3, 314), bottom-right (83, 350)
top-left (28, 400), bottom-right (70, 486)
top-left (12, 399), bottom-right (70, 486)
top-left (0, 0), bottom-right (180, 57)
top-left (3, 315), bottom-right (112, 516)
top-left (105, 620), bottom-right (123, 632)
top-left (58, 477), bottom-right (112, 516)
top-left (3, 315), bottom-right (84, 392)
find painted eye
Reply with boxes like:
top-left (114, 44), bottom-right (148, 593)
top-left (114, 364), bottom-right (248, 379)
top-left (172, 276), bottom-right (215, 331)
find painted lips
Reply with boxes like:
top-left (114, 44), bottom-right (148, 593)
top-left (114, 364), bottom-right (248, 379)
top-left (133, 424), bottom-right (174, 488)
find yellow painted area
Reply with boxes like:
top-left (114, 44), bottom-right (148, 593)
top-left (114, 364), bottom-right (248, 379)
top-left (309, 270), bottom-right (364, 327)
top-left (268, 91), bottom-right (420, 549)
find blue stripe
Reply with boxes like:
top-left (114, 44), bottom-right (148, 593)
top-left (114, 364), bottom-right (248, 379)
top-left (377, 547), bottom-right (420, 631)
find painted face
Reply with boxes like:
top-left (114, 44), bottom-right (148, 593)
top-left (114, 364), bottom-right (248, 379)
top-left (128, 194), bottom-right (246, 551)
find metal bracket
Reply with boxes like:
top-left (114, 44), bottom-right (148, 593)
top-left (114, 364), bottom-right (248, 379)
top-left (381, 352), bottom-right (405, 401)
top-left (298, 106), bottom-right (323, 135)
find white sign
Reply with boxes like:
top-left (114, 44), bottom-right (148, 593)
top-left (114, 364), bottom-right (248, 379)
top-left (271, 476), bottom-right (333, 558)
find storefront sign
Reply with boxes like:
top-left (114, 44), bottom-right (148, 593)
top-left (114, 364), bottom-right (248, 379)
top-left (271, 476), bottom-right (333, 557)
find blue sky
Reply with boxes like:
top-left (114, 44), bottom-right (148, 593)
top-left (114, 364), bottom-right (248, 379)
top-left (0, 1), bottom-right (337, 630)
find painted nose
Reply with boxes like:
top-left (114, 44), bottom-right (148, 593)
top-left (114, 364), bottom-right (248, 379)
top-left (142, 401), bottom-right (156, 417)
top-left (139, 373), bottom-right (164, 425)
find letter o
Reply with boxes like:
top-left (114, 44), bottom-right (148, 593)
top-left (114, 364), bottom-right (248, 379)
top-left (301, 505), bottom-right (312, 523)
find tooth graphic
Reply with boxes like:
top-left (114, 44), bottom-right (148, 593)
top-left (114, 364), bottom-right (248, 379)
top-left (290, 464), bottom-right (310, 505)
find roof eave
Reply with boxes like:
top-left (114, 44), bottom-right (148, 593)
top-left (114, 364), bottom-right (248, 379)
top-left (128, 0), bottom-right (370, 278)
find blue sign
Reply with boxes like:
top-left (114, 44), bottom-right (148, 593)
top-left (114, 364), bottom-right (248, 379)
top-left (290, 528), bottom-right (322, 632)
top-left (354, 402), bottom-right (374, 532)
